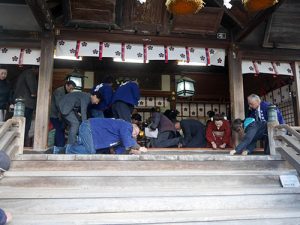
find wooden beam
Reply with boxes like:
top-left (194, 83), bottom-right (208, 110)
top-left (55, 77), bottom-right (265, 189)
top-left (239, 46), bottom-right (300, 61)
top-left (33, 32), bottom-right (55, 151)
top-left (228, 45), bottom-right (245, 119)
top-left (57, 28), bottom-right (230, 48)
top-left (234, 0), bottom-right (286, 42)
top-left (25, 0), bottom-right (54, 30)
top-left (211, 0), bottom-right (245, 29)
top-left (0, 30), bottom-right (41, 48)
top-left (293, 62), bottom-right (300, 126)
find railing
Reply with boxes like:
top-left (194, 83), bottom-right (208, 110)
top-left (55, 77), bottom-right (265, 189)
top-left (0, 117), bottom-right (25, 158)
top-left (270, 123), bottom-right (300, 173)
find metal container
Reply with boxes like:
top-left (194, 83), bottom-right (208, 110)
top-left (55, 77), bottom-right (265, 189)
top-left (267, 104), bottom-right (278, 122)
top-left (14, 98), bottom-right (25, 117)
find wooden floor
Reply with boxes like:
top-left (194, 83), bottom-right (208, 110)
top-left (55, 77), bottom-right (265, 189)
top-left (1, 151), bottom-right (300, 225)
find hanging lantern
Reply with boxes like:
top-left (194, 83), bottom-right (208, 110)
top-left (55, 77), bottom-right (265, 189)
top-left (242, 0), bottom-right (278, 12)
top-left (176, 77), bottom-right (195, 97)
top-left (165, 0), bottom-right (205, 15)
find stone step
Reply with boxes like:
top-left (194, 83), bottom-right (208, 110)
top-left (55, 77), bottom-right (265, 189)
top-left (5, 208), bottom-right (300, 225)
top-left (0, 174), bottom-right (286, 189)
top-left (13, 153), bottom-right (281, 161)
top-left (1, 187), bottom-right (300, 199)
top-left (1, 194), bottom-right (300, 214)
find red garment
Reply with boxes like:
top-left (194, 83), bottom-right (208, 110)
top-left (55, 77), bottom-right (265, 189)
top-left (206, 120), bottom-right (231, 147)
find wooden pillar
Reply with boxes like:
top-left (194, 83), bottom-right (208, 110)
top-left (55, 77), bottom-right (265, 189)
top-left (33, 32), bottom-right (54, 150)
top-left (228, 46), bottom-right (245, 119)
top-left (293, 62), bottom-right (300, 126)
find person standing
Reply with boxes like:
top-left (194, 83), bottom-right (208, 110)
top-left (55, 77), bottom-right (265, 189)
top-left (50, 80), bottom-right (76, 147)
top-left (112, 79), bottom-right (140, 122)
top-left (59, 91), bottom-right (101, 144)
top-left (89, 76), bottom-right (113, 118)
top-left (247, 94), bottom-right (284, 124)
top-left (0, 66), bottom-right (12, 122)
top-left (14, 66), bottom-right (39, 146)
top-left (175, 119), bottom-right (206, 148)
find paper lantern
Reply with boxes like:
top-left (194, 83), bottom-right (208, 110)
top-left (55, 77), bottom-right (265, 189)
top-left (243, 0), bottom-right (278, 12)
top-left (165, 0), bottom-right (205, 15)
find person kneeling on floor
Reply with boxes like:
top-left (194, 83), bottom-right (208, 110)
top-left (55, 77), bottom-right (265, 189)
top-left (66, 118), bottom-right (147, 155)
top-left (230, 118), bottom-right (269, 156)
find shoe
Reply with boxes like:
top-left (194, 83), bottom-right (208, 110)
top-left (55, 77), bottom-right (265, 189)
top-left (242, 150), bottom-right (249, 156)
top-left (230, 150), bottom-right (237, 155)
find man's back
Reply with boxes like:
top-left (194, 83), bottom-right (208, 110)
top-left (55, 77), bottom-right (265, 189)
top-left (89, 118), bottom-right (136, 150)
top-left (14, 69), bottom-right (38, 109)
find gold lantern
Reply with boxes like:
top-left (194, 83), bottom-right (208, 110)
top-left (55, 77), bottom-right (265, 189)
top-left (165, 0), bottom-right (205, 15)
top-left (242, 0), bottom-right (278, 12)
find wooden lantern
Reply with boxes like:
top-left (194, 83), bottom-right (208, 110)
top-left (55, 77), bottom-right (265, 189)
top-left (165, 0), bottom-right (205, 15)
top-left (243, 0), bottom-right (278, 12)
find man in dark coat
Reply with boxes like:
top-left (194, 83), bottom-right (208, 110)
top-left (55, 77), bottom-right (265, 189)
top-left (112, 80), bottom-right (140, 122)
top-left (66, 118), bottom-right (147, 154)
top-left (247, 94), bottom-right (284, 124)
top-left (59, 91), bottom-right (101, 144)
top-left (0, 66), bottom-right (12, 122)
top-left (50, 80), bottom-right (76, 147)
top-left (149, 111), bottom-right (180, 148)
top-left (230, 118), bottom-right (269, 155)
top-left (175, 119), bottom-right (206, 148)
top-left (14, 67), bottom-right (38, 145)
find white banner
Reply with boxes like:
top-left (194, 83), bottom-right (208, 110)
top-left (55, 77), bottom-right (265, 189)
top-left (78, 41), bottom-right (99, 57)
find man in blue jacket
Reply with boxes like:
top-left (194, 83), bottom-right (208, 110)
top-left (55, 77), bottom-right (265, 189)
top-left (247, 94), bottom-right (284, 124)
top-left (112, 79), bottom-right (140, 122)
top-left (89, 76), bottom-right (113, 118)
top-left (66, 118), bottom-right (147, 154)
top-left (230, 118), bottom-right (269, 155)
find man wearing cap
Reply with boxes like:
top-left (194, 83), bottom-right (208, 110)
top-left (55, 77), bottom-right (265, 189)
top-left (230, 118), bottom-right (269, 155)
top-left (50, 80), bottom-right (76, 148)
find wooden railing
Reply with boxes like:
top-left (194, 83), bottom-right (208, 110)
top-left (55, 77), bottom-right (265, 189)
top-left (0, 117), bottom-right (25, 158)
top-left (270, 124), bottom-right (300, 173)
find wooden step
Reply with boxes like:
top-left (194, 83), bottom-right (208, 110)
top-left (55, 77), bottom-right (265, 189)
top-left (1, 187), bottom-right (300, 199)
top-left (8, 159), bottom-right (293, 171)
top-left (6, 208), bottom-right (300, 225)
top-left (1, 194), bottom-right (300, 214)
top-left (0, 174), bottom-right (286, 189)
top-left (13, 153), bottom-right (282, 161)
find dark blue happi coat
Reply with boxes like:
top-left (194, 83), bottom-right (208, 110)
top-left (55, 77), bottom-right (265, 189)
top-left (112, 81), bottom-right (140, 106)
top-left (89, 118), bottom-right (137, 151)
top-left (90, 83), bottom-right (113, 111)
